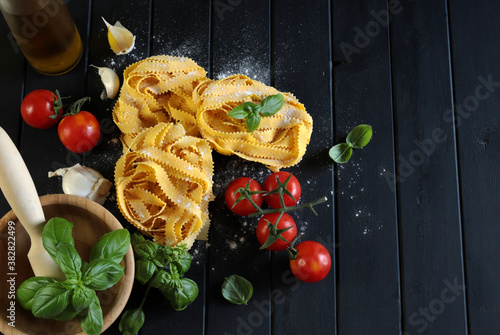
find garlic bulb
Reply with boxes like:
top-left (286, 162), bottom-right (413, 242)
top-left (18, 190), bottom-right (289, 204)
top-left (48, 164), bottom-right (112, 205)
top-left (102, 17), bottom-right (135, 55)
top-left (90, 65), bottom-right (120, 99)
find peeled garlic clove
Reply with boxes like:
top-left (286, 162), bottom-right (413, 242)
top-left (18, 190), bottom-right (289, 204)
top-left (48, 164), bottom-right (112, 205)
top-left (90, 65), bottom-right (120, 99)
top-left (102, 17), bottom-right (135, 55)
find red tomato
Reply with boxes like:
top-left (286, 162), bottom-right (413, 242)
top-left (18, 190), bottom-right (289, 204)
top-left (290, 241), bottom-right (331, 283)
top-left (58, 111), bottom-right (101, 153)
top-left (224, 177), bottom-right (263, 216)
top-left (256, 213), bottom-right (297, 251)
top-left (20, 89), bottom-right (63, 129)
top-left (263, 172), bottom-right (301, 208)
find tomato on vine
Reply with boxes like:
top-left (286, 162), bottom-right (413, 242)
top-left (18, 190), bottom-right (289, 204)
top-left (58, 97), bottom-right (101, 153)
top-left (256, 212), bottom-right (297, 251)
top-left (224, 177), bottom-right (264, 216)
top-left (20, 89), bottom-right (63, 129)
top-left (289, 240), bottom-right (331, 283)
top-left (263, 171), bottom-right (301, 208)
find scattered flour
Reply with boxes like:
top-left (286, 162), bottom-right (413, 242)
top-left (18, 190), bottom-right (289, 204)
top-left (214, 55), bottom-right (270, 83)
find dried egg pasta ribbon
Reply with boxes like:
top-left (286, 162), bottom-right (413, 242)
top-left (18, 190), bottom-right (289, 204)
top-left (113, 55), bottom-right (207, 147)
top-left (193, 74), bottom-right (313, 171)
top-left (115, 123), bottom-right (214, 248)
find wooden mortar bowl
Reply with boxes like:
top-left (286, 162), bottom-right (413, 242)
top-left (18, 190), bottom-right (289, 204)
top-left (0, 194), bottom-right (135, 335)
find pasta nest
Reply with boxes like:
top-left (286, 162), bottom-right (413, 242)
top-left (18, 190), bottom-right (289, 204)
top-left (115, 123), bottom-right (214, 248)
top-left (192, 74), bottom-right (313, 171)
top-left (113, 55), bottom-right (207, 148)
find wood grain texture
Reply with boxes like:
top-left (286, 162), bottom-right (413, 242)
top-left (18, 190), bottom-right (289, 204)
top-left (1, 0), bottom-right (500, 334)
top-left (332, 0), bottom-right (401, 333)
top-left (449, 0), bottom-right (500, 333)
top-left (206, 1), bottom-right (273, 335)
top-left (390, 1), bottom-right (468, 334)
top-left (272, 1), bottom-right (336, 335)
top-left (141, 1), bottom-right (211, 334)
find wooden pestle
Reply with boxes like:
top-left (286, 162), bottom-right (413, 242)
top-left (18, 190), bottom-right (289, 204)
top-left (0, 127), bottom-right (65, 280)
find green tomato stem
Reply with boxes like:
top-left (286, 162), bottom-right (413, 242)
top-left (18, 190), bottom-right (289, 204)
top-left (248, 196), bottom-right (328, 218)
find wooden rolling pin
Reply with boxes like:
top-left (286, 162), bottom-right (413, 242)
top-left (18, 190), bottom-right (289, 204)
top-left (0, 127), bottom-right (65, 280)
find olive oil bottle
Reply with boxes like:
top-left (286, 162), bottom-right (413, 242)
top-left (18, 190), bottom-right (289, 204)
top-left (0, 0), bottom-right (83, 76)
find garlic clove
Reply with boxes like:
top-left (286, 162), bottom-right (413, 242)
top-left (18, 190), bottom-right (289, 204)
top-left (102, 17), bottom-right (135, 55)
top-left (48, 164), bottom-right (112, 205)
top-left (90, 65), bottom-right (120, 99)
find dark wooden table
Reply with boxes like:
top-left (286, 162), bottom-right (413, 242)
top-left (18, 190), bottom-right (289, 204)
top-left (1, 0), bottom-right (499, 334)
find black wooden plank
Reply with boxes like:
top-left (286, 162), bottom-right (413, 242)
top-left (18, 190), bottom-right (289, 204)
top-left (84, 1), bottom-right (152, 335)
top-left (84, 0), bottom-right (152, 202)
top-left (206, 1), bottom-right (273, 335)
top-left (0, 13), bottom-right (25, 218)
top-left (332, 0), bottom-right (401, 333)
top-left (390, 1), bottom-right (468, 334)
top-left (271, 1), bottom-right (336, 335)
top-left (138, 0), bottom-right (210, 334)
top-left (448, 0), bottom-right (500, 333)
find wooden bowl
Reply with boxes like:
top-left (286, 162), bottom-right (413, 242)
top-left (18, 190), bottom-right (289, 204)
top-left (0, 194), bottom-right (135, 335)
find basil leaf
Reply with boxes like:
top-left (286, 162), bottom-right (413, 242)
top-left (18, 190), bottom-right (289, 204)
top-left (221, 275), bottom-right (253, 305)
top-left (72, 286), bottom-right (94, 313)
top-left (42, 217), bottom-right (75, 262)
top-left (131, 232), bottom-right (146, 248)
top-left (329, 143), bottom-right (353, 163)
top-left (55, 242), bottom-right (82, 280)
top-left (17, 277), bottom-right (56, 310)
top-left (78, 291), bottom-right (103, 335)
top-left (171, 252), bottom-right (192, 277)
top-left (82, 259), bottom-right (124, 290)
top-left (89, 229), bottom-right (130, 264)
top-left (150, 269), bottom-right (174, 289)
top-left (61, 278), bottom-right (79, 290)
top-left (227, 102), bottom-right (255, 119)
top-left (119, 308), bottom-right (145, 335)
top-left (134, 240), bottom-right (159, 260)
top-left (260, 93), bottom-right (285, 116)
top-left (54, 303), bottom-right (79, 322)
top-left (135, 259), bottom-right (156, 285)
top-left (155, 245), bottom-right (172, 267)
top-left (160, 278), bottom-right (199, 311)
top-left (31, 282), bottom-right (70, 319)
top-left (246, 112), bottom-right (261, 132)
top-left (346, 124), bottom-right (373, 148)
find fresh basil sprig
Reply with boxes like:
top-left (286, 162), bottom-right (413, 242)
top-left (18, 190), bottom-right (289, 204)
top-left (228, 93), bottom-right (285, 132)
top-left (221, 274), bottom-right (253, 305)
top-left (329, 124), bottom-right (373, 163)
top-left (119, 232), bottom-right (198, 335)
top-left (17, 217), bottom-right (130, 335)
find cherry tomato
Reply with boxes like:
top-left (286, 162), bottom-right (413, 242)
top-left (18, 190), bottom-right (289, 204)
top-left (224, 177), bottom-right (263, 216)
top-left (58, 111), bottom-right (101, 153)
top-left (20, 89), bottom-right (63, 129)
top-left (290, 241), bottom-right (331, 283)
top-left (263, 171), bottom-right (301, 208)
top-left (256, 212), bottom-right (297, 251)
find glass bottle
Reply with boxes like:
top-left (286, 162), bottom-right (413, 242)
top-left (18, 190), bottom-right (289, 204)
top-left (0, 0), bottom-right (83, 76)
